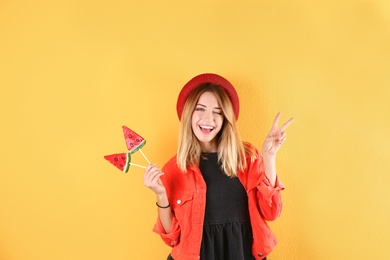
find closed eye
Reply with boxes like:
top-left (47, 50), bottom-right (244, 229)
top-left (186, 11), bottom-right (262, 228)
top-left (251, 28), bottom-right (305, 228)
top-left (213, 109), bottom-right (222, 115)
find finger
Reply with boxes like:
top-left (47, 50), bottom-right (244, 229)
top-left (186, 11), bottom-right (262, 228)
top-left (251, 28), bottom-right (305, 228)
top-left (144, 166), bottom-right (159, 181)
top-left (272, 112), bottom-right (281, 129)
top-left (145, 164), bottom-right (156, 173)
top-left (152, 171), bottom-right (164, 181)
top-left (279, 137), bottom-right (287, 144)
top-left (144, 170), bottom-right (163, 187)
top-left (146, 164), bottom-right (161, 174)
top-left (265, 135), bottom-right (279, 142)
top-left (144, 165), bottom-right (154, 178)
top-left (280, 117), bottom-right (295, 132)
top-left (147, 168), bottom-right (161, 181)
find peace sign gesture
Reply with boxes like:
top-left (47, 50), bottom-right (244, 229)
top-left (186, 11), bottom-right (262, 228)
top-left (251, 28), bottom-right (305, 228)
top-left (262, 113), bottom-right (294, 157)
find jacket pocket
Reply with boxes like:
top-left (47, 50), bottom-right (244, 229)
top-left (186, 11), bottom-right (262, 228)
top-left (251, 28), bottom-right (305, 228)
top-left (172, 192), bottom-right (194, 221)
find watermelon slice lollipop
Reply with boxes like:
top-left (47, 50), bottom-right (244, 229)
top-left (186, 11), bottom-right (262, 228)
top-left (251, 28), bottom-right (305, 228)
top-left (104, 152), bottom-right (132, 173)
top-left (103, 126), bottom-right (150, 173)
top-left (122, 126), bottom-right (146, 154)
top-left (104, 152), bottom-right (147, 172)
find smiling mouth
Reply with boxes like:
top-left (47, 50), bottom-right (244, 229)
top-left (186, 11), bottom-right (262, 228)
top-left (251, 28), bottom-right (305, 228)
top-left (199, 125), bottom-right (214, 133)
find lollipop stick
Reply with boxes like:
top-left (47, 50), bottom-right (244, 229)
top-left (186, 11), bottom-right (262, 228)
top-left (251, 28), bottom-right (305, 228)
top-left (139, 149), bottom-right (151, 164)
top-left (130, 162), bottom-right (146, 169)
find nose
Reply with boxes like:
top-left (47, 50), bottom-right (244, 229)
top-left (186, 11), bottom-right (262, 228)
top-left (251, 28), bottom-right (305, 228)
top-left (202, 110), bottom-right (214, 122)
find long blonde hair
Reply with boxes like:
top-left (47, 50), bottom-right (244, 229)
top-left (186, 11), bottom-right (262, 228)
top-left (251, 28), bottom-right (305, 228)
top-left (176, 83), bottom-right (256, 177)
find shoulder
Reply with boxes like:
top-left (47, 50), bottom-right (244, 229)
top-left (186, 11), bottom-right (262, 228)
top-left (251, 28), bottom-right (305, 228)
top-left (243, 142), bottom-right (265, 177)
top-left (161, 155), bottom-right (197, 196)
top-left (162, 155), bottom-right (192, 178)
top-left (162, 155), bottom-right (180, 172)
top-left (160, 156), bottom-right (182, 190)
top-left (163, 155), bottom-right (178, 167)
top-left (243, 141), bottom-right (262, 161)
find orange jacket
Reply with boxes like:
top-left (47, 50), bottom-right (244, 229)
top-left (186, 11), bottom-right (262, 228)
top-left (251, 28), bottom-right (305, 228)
top-left (153, 145), bottom-right (285, 260)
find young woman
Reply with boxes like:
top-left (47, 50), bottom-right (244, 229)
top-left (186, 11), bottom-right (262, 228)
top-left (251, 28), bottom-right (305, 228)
top-left (143, 73), bottom-right (294, 260)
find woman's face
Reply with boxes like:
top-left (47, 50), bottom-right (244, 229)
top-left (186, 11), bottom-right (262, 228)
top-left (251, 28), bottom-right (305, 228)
top-left (191, 91), bottom-right (224, 152)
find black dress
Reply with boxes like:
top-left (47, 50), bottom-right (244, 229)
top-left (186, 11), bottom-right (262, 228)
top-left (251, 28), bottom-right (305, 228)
top-left (168, 153), bottom-right (267, 260)
top-left (199, 152), bottom-right (255, 260)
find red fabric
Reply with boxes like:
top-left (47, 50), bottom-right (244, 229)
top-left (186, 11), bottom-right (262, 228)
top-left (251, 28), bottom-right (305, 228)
top-left (153, 145), bottom-right (285, 260)
top-left (176, 73), bottom-right (240, 120)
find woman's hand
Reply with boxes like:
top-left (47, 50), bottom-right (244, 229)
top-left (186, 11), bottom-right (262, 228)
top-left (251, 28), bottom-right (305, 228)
top-left (143, 164), bottom-right (172, 233)
top-left (262, 113), bottom-right (294, 157)
top-left (143, 164), bottom-right (166, 196)
top-left (261, 113), bottom-right (294, 186)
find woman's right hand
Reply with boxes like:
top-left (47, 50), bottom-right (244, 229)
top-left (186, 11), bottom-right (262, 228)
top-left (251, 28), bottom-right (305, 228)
top-left (143, 164), bottom-right (166, 196)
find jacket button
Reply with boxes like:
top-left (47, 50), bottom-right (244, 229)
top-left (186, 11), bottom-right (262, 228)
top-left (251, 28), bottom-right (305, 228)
top-left (177, 199), bottom-right (182, 204)
top-left (258, 253), bottom-right (263, 257)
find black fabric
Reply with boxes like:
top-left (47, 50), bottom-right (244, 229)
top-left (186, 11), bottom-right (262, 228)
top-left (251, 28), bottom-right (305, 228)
top-left (167, 254), bottom-right (266, 260)
top-left (200, 153), bottom-right (250, 225)
top-left (199, 153), bottom-right (253, 260)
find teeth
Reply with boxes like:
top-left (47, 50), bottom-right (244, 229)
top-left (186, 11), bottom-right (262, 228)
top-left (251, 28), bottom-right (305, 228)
top-left (200, 126), bottom-right (214, 130)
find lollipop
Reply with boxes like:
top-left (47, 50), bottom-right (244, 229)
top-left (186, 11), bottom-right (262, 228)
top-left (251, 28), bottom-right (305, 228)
top-left (104, 152), bottom-right (132, 173)
top-left (104, 126), bottom-right (150, 172)
top-left (122, 126), bottom-right (150, 164)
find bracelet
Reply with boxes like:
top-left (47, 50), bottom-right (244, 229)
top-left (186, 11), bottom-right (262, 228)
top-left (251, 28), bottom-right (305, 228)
top-left (156, 202), bottom-right (170, 209)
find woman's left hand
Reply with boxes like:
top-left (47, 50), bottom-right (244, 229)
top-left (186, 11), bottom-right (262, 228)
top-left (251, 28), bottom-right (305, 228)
top-left (262, 112), bottom-right (294, 157)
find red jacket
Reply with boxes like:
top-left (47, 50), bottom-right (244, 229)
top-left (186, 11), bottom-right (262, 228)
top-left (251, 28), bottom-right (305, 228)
top-left (153, 145), bottom-right (285, 260)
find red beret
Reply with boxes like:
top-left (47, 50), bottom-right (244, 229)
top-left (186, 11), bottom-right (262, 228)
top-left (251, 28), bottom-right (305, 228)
top-left (176, 73), bottom-right (240, 120)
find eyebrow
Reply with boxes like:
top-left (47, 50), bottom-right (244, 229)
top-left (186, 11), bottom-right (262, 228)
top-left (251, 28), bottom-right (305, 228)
top-left (196, 103), bottom-right (222, 110)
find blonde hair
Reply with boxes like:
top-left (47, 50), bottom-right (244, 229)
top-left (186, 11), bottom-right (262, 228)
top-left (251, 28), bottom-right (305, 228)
top-left (177, 83), bottom-right (256, 177)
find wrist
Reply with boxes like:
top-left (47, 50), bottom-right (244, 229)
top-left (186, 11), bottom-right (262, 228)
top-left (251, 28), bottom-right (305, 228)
top-left (262, 153), bottom-right (277, 187)
top-left (156, 193), bottom-right (169, 205)
top-left (156, 201), bottom-right (170, 208)
top-left (262, 152), bottom-right (276, 162)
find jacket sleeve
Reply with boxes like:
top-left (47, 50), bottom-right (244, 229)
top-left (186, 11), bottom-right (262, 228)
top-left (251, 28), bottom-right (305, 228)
top-left (152, 212), bottom-right (181, 247)
top-left (256, 175), bottom-right (285, 221)
top-left (247, 147), bottom-right (285, 221)
top-left (152, 159), bottom-right (182, 247)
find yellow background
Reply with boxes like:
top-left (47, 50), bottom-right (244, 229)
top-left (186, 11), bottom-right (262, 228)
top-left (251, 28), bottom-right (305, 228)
top-left (1, 0), bottom-right (389, 259)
